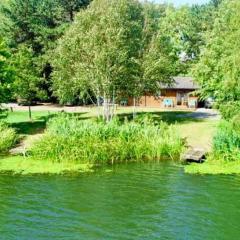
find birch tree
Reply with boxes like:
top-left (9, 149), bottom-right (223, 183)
top-left (52, 0), bottom-right (144, 121)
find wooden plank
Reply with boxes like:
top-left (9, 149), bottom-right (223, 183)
top-left (183, 148), bottom-right (206, 163)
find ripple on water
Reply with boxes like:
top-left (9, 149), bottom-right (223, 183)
top-left (0, 163), bottom-right (240, 240)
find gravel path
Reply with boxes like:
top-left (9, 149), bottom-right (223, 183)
top-left (178, 108), bottom-right (220, 120)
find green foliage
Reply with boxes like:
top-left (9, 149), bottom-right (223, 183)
top-left (219, 101), bottom-right (240, 120)
top-left (30, 114), bottom-right (184, 164)
top-left (0, 121), bottom-right (18, 153)
top-left (0, 37), bottom-right (14, 103)
top-left (213, 119), bottom-right (240, 161)
top-left (142, 2), bottom-right (166, 50)
top-left (58, 0), bottom-right (91, 21)
top-left (1, 0), bottom-right (92, 101)
top-left (3, 0), bottom-right (91, 53)
top-left (142, 3), bottom-right (215, 89)
top-left (53, 0), bottom-right (144, 103)
top-left (142, 35), bottom-right (178, 93)
top-left (12, 45), bottom-right (43, 103)
top-left (193, 0), bottom-right (240, 112)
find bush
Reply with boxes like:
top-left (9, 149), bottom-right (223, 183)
top-left (219, 101), bottom-right (240, 120)
top-left (0, 122), bottom-right (18, 154)
top-left (30, 114), bottom-right (184, 164)
top-left (213, 119), bottom-right (240, 161)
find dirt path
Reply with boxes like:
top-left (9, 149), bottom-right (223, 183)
top-left (10, 134), bottom-right (43, 155)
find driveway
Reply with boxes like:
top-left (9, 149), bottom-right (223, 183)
top-left (179, 108), bottom-right (220, 120)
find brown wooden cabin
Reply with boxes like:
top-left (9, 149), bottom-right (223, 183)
top-left (129, 77), bottom-right (200, 108)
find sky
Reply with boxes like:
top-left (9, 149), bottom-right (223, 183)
top-left (153, 0), bottom-right (210, 6)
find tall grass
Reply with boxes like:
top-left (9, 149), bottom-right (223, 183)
top-left (186, 115), bottom-right (240, 175)
top-left (0, 122), bottom-right (18, 154)
top-left (30, 114), bottom-right (184, 164)
top-left (212, 117), bottom-right (240, 161)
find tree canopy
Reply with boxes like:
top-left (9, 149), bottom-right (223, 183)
top-left (0, 0), bottom-right (92, 102)
top-left (0, 0), bottom-right (237, 118)
top-left (193, 0), bottom-right (240, 118)
top-left (0, 38), bottom-right (14, 103)
top-left (53, 0), bottom-right (144, 104)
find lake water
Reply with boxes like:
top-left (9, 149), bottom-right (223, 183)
top-left (0, 163), bottom-right (240, 240)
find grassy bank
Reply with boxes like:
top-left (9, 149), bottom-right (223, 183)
top-left (30, 115), bottom-right (184, 164)
top-left (185, 160), bottom-right (240, 175)
top-left (185, 119), bottom-right (240, 175)
top-left (0, 108), bottom-right (219, 175)
top-left (0, 122), bottom-right (18, 154)
top-left (0, 113), bottom-right (185, 174)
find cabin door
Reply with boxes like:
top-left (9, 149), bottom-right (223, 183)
top-left (176, 91), bottom-right (188, 105)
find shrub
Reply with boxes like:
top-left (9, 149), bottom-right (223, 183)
top-left (0, 122), bottom-right (18, 154)
top-left (213, 119), bottom-right (240, 161)
top-left (30, 114), bottom-right (184, 164)
top-left (219, 101), bottom-right (240, 120)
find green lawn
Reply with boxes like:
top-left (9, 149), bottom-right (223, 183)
top-left (0, 108), bottom-right (220, 175)
top-left (177, 120), bottom-right (218, 151)
top-left (5, 111), bottom-right (56, 135)
top-left (3, 108), bottom-right (218, 149)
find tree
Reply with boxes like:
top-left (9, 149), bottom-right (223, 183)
top-left (13, 45), bottom-right (42, 120)
top-left (193, 0), bottom-right (240, 118)
top-left (58, 0), bottom-right (91, 21)
top-left (142, 34), bottom-right (178, 94)
top-left (0, 37), bottom-right (14, 104)
top-left (141, 2), bottom-right (166, 51)
top-left (2, 0), bottom-right (92, 102)
top-left (142, 1), bottom-right (219, 89)
top-left (53, 0), bottom-right (144, 121)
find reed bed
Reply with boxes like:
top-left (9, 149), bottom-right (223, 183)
top-left (212, 118), bottom-right (240, 161)
top-left (30, 114), bottom-right (184, 164)
top-left (0, 122), bottom-right (18, 154)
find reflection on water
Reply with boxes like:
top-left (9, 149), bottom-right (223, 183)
top-left (0, 163), bottom-right (240, 240)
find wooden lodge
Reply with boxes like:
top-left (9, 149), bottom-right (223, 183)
top-left (129, 77), bottom-right (200, 108)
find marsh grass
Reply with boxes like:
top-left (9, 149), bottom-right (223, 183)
top-left (0, 122), bottom-right (18, 154)
top-left (30, 114), bottom-right (184, 164)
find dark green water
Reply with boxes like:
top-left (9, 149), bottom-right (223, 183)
top-left (0, 163), bottom-right (240, 240)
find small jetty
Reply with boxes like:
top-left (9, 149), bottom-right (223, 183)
top-left (183, 148), bottom-right (206, 163)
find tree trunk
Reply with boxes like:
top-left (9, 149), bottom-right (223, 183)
top-left (28, 104), bottom-right (32, 121)
top-left (69, 8), bottom-right (74, 22)
top-left (103, 93), bottom-right (110, 122)
top-left (97, 96), bottom-right (101, 119)
top-left (111, 90), bottom-right (115, 120)
top-left (133, 97), bottom-right (137, 119)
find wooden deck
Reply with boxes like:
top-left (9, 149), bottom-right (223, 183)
top-left (183, 148), bottom-right (206, 163)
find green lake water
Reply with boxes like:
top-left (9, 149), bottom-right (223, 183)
top-left (0, 163), bottom-right (240, 240)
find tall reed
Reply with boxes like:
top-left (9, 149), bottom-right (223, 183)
top-left (30, 114), bottom-right (184, 164)
top-left (212, 117), bottom-right (240, 161)
top-left (0, 122), bottom-right (18, 154)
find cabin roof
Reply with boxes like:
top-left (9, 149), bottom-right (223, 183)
top-left (161, 77), bottom-right (200, 90)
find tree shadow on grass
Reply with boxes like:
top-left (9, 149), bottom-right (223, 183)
top-left (116, 111), bottom-right (204, 124)
top-left (10, 112), bottom-right (91, 135)
top-left (10, 113), bottom-right (56, 135)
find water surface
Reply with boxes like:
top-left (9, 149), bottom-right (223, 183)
top-left (0, 163), bottom-right (240, 239)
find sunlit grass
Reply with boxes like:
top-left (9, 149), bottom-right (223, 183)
top-left (30, 114), bottom-right (184, 164)
top-left (185, 160), bottom-right (240, 175)
top-left (0, 156), bottom-right (94, 175)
